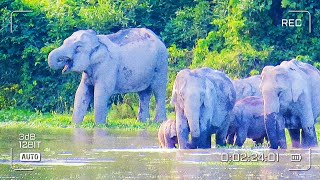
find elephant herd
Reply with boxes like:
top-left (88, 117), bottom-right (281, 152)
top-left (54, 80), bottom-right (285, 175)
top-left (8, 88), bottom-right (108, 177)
top-left (160, 59), bottom-right (320, 149)
top-left (48, 28), bottom-right (319, 150)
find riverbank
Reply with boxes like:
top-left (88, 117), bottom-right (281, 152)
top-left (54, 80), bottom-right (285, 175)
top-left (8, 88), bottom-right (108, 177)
top-left (0, 109), bottom-right (161, 130)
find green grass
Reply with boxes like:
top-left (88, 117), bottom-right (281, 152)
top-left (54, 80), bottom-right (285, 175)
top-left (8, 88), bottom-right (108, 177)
top-left (0, 109), bottom-right (163, 131)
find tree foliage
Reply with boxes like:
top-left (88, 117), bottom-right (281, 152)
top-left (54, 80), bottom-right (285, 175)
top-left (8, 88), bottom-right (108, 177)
top-left (0, 0), bottom-right (319, 114)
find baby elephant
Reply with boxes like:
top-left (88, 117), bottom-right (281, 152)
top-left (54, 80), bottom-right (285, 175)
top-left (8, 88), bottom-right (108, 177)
top-left (158, 119), bottom-right (178, 148)
top-left (227, 96), bottom-right (268, 146)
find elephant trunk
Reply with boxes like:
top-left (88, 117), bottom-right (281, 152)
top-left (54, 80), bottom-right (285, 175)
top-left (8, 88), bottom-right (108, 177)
top-left (48, 47), bottom-right (72, 71)
top-left (262, 89), bottom-right (281, 149)
top-left (265, 112), bottom-right (278, 149)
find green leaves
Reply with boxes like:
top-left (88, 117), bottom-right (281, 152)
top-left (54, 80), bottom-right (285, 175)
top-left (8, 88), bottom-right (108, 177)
top-left (78, 0), bottom-right (128, 32)
top-left (1, 0), bottom-right (320, 115)
top-left (162, 0), bottom-right (213, 49)
top-left (191, 1), bottom-right (270, 78)
top-left (192, 0), bottom-right (320, 78)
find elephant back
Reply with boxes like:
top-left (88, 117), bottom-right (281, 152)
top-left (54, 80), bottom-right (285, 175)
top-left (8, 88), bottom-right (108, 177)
top-left (106, 28), bottom-right (160, 46)
top-left (237, 96), bottom-right (264, 118)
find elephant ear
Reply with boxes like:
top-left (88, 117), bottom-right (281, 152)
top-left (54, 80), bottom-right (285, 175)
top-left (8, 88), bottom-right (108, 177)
top-left (203, 78), bottom-right (215, 118)
top-left (170, 81), bottom-right (177, 106)
top-left (80, 30), bottom-right (100, 50)
top-left (171, 79), bottom-right (187, 106)
top-left (289, 72), bottom-right (306, 102)
top-left (261, 66), bottom-right (274, 80)
top-left (290, 80), bottom-right (304, 102)
top-left (200, 78), bottom-right (218, 128)
top-left (276, 68), bottom-right (304, 102)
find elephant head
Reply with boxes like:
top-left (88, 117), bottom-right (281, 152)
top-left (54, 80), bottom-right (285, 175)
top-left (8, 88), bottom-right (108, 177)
top-left (171, 69), bottom-right (215, 112)
top-left (158, 119), bottom-right (177, 148)
top-left (171, 69), bottom-right (216, 149)
top-left (260, 60), bottom-right (315, 149)
top-left (261, 65), bottom-right (290, 149)
top-left (48, 30), bottom-right (100, 73)
top-left (233, 75), bottom-right (262, 100)
top-left (261, 62), bottom-right (307, 118)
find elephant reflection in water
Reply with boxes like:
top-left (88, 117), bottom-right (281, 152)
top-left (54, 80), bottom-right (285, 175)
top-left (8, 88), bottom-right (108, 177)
top-left (261, 59), bottom-right (319, 149)
top-left (73, 128), bottom-right (109, 147)
top-left (171, 68), bottom-right (236, 149)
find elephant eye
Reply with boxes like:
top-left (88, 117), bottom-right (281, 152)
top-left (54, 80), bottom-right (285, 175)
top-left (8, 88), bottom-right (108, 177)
top-left (75, 45), bottom-right (81, 53)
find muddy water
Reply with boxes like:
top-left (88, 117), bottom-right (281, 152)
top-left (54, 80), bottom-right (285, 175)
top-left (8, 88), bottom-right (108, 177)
top-left (0, 127), bottom-right (319, 179)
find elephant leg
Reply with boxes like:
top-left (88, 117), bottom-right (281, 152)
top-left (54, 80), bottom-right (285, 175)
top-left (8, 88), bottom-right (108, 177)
top-left (189, 136), bottom-right (200, 149)
top-left (235, 129), bottom-right (246, 147)
top-left (253, 137), bottom-right (264, 146)
top-left (277, 128), bottom-right (287, 149)
top-left (163, 135), bottom-right (170, 148)
top-left (227, 123), bottom-right (237, 145)
top-left (138, 87), bottom-right (152, 122)
top-left (166, 138), bottom-right (177, 148)
top-left (152, 68), bottom-right (167, 123)
top-left (216, 119), bottom-right (229, 147)
top-left (205, 134), bottom-right (212, 148)
top-left (198, 130), bottom-right (211, 149)
top-left (72, 76), bottom-right (93, 125)
top-left (302, 126), bottom-right (318, 148)
top-left (216, 131), bottom-right (227, 147)
top-left (176, 108), bottom-right (189, 149)
top-left (94, 84), bottom-right (113, 125)
top-left (312, 127), bottom-right (318, 146)
top-left (227, 132), bottom-right (236, 145)
top-left (265, 113), bottom-right (279, 149)
top-left (288, 129), bottom-right (300, 148)
top-left (158, 134), bottom-right (165, 148)
top-left (299, 93), bottom-right (318, 148)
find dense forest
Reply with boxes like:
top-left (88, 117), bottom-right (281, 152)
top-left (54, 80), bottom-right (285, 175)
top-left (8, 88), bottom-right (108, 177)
top-left (1, 0), bottom-right (320, 118)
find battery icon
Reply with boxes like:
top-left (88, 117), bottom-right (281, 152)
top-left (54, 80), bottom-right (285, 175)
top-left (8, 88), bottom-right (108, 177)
top-left (291, 154), bottom-right (302, 162)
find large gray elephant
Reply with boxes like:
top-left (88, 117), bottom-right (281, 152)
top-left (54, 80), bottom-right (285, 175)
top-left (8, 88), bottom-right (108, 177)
top-left (261, 59), bottom-right (320, 149)
top-left (48, 28), bottom-right (168, 124)
top-left (227, 96), bottom-right (267, 146)
top-left (158, 119), bottom-right (177, 148)
top-left (233, 75), bottom-right (262, 100)
top-left (171, 68), bottom-right (236, 149)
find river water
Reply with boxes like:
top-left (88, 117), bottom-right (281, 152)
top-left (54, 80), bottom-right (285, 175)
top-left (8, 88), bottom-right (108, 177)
top-left (0, 127), bottom-right (319, 179)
